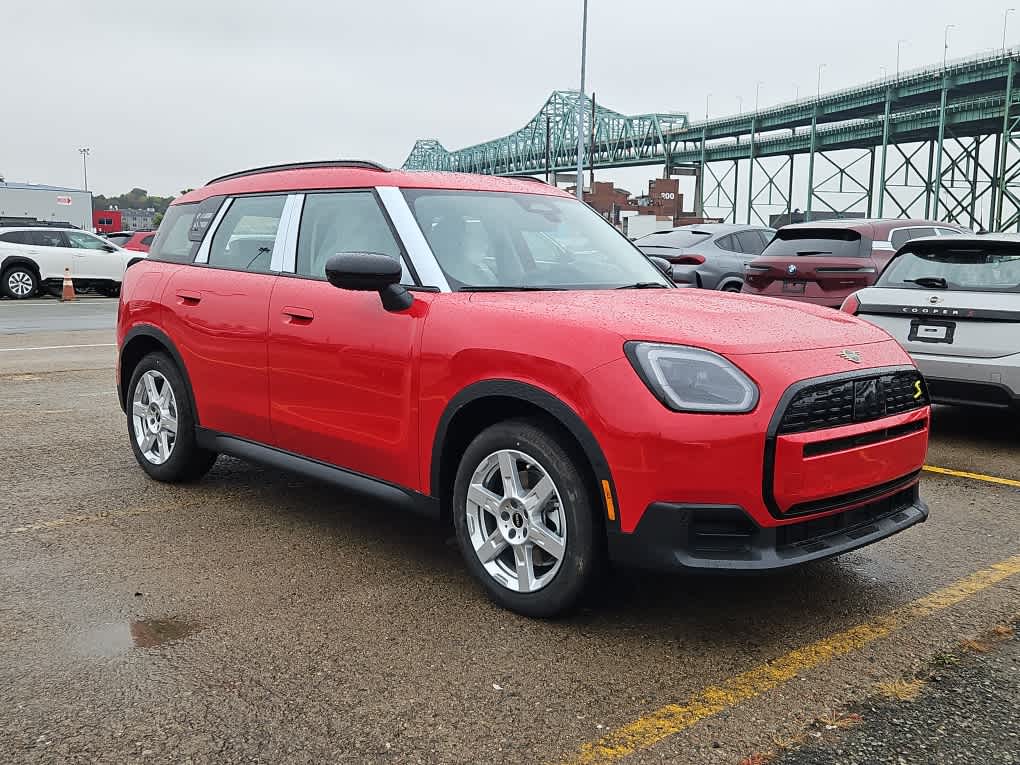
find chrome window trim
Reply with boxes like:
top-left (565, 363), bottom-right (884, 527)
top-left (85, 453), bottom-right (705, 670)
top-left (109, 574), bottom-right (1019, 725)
top-left (275, 194), bottom-right (304, 273)
top-left (375, 185), bottom-right (451, 292)
top-left (194, 198), bottom-right (233, 264)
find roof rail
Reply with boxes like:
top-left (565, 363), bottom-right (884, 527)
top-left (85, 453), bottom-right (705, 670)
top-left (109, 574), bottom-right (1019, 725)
top-left (205, 160), bottom-right (390, 186)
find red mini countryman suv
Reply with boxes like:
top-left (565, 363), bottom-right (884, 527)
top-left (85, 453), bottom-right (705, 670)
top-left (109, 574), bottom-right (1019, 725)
top-left (117, 161), bottom-right (931, 616)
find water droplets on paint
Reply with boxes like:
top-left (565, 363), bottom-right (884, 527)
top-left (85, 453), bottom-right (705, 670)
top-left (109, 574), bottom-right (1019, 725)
top-left (74, 618), bottom-right (202, 656)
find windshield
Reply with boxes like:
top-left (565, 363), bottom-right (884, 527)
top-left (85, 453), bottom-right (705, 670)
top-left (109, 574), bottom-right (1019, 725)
top-left (403, 190), bottom-right (671, 290)
top-left (762, 228), bottom-right (865, 258)
top-left (636, 229), bottom-right (711, 248)
top-left (877, 244), bottom-right (1020, 293)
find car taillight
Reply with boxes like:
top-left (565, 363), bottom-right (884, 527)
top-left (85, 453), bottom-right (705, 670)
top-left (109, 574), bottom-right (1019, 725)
top-left (668, 253), bottom-right (706, 266)
top-left (840, 293), bottom-right (861, 315)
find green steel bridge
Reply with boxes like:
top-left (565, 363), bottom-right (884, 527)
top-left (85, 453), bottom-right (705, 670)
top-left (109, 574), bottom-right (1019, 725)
top-left (402, 49), bottom-right (1020, 231)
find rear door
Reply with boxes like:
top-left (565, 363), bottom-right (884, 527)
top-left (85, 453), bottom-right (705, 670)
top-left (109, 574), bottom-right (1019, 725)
top-left (27, 229), bottom-right (73, 280)
top-left (161, 194), bottom-right (290, 445)
top-left (64, 230), bottom-right (125, 280)
top-left (743, 228), bottom-right (875, 304)
top-left (857, 241), bottom-right (1020, 359)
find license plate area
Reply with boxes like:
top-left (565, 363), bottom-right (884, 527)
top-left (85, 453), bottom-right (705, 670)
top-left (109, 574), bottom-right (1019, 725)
top-left (782, 280), bottom-right (806, 294)
top-left (908, 319), bottom-right (955, 344)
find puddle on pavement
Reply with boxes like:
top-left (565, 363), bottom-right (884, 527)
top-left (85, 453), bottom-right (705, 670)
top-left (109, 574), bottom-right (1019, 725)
top-left (74, 618), bottom-right (203, 657)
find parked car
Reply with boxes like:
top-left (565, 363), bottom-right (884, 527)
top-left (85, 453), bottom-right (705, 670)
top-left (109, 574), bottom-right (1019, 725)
top-left (636, 223), bottom-right (775, 290)
top-left (0, 227), bottom-right (145, 299)
top-left (742, 219), bottom-right (968, 308)
top-left (117, 160), bottom-right (931, 617)
top-left (842, 234), bottom-right (1020, 410)
top-left (105, 230), bottom-right (157, 253)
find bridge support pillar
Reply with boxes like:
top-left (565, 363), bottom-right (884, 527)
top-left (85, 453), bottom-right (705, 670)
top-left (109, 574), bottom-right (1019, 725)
top-left (747, 116), bottom-right (757, 223)
top-left (876, 87), bottom-right (893, 217)
top-left (806, 107), bottom-right (818, 217)
top-left (932, 76), bottom-right (950, 219)
top-left (996, 58), bottom-right (1016, 230)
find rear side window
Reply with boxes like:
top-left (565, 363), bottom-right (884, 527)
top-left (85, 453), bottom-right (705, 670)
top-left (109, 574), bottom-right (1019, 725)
top-left (106, 233), bottom-right (132, 246)
top-left (29, 230), bottom-right (68, 248)
top-left (762, 229), bottom-right (865, 258)
top-left (208, 195), bottom-right (287, 273)
top-left (877, 244), bottom-right (1020, 293)
top-left (716, 234), bottom-right (738, 252)
top-left (0, 231), bottom-right (31, 245)
top-left (937, 227), bottom-right (964, 237)
top-left (735, 230), bottom-right (766, 256)
top-left (149, 204), bottom-right (199, 263)
top-left (638, 229), bottom-right (711, 247)
top-left (890, 227), bottom-right (936, 249)
top-left (141, 235), bottom-right (155, 246)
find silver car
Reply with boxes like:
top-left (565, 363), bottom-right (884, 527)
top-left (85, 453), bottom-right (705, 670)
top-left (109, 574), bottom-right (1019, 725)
top-left (845, 234), bottom-right (1020, 410)
top-left (635, 223), bottom-right (775, 291)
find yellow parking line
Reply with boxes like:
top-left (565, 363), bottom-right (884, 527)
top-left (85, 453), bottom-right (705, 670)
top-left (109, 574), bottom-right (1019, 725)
top-left (554, 553), bottom-right (1020, 765)
top-left (923, 465), bottom-right (1020, 488)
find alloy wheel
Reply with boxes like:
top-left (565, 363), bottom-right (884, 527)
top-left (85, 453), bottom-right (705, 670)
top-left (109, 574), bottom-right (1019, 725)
top-left (8, 271), bottom-right (33, 297)
top-left (465, 449), bottom-right (567, 593)
top-left (131, 370), bottom-right (179, 465)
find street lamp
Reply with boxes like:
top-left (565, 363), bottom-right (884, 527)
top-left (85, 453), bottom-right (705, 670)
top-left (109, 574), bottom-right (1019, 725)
top-left (78, 147), bottom-right (90, 192)
top-left (574, 0), bottom-right (589, 200)
top-left (880, 65), bottom-right (887, 79)
top-left (705, 92), bottom-right (711, 121)
top-left (736, 95), bottom-right (743, 114)
top-left (897, 39), bottom-right (908, 77)
top-left (817, 63), bottom-right (827, 99)
top-left (1005, 8), bottom-right (1015, 51)
top-left (794, 84), bottom-right (800, 101)
top-left (754, 81), bottom-right (764, 112)
top-left (944, 24), bottom-right (956, 69)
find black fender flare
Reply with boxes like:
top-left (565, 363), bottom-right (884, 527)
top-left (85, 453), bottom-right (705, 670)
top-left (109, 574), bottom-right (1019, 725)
top-left (119, 325), bottom-right (199, 422)
top-left (1, 255), bottom-right (41, 278)
top-left (716, 274), bottom-right (745, 291)
top-left (429, 379), bottom-right (618, 523)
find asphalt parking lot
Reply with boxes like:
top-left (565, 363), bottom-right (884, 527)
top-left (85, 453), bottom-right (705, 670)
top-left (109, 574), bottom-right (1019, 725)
top-left (1, 296), bottom-right (1018, 765)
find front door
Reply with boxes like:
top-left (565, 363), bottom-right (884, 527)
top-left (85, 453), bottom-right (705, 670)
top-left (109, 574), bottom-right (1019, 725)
top-left (64, 230), bottom-right (125, 280)
top-left (267, 189), bottom-right (427, 491)
top-left (160, 193), bottom-right (289, 445)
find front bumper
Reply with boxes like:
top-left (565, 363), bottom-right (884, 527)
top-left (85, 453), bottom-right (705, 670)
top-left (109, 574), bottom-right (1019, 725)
top-left (607, 484), bottom-right (928, 571)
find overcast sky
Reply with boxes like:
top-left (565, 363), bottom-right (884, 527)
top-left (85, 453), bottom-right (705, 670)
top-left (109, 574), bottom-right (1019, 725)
top-left (3, 0), bottom-right (1012, 197)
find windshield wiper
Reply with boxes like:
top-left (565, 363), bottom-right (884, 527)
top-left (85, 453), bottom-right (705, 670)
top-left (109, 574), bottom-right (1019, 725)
top-left (616, 282), bottom-right (670, 289)
top-left (458, 286), bottom-right (567, 292)
top-left (902, 276), bottom-right (948, 289)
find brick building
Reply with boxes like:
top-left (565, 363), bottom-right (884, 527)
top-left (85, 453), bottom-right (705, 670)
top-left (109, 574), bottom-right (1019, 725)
top-left (569, 178), bottom-right (685, 226)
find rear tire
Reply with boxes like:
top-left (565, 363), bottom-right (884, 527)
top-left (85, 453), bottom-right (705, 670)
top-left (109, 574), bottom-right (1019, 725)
top-left (126, 352), bottom-right (217, 482)
top-left (99, 284), bottom-right (121, 298)
top-left (722, 282), bottom-right (743, 292)
top-left (452, 419), bottom-right (602, 617)
top-left (1, 266), bottom-right (38, 299)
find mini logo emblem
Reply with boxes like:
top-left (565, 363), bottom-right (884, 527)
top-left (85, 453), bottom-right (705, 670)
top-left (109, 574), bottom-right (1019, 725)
top-left (787, 264), bottom-right (798, 275)
top-left (929, 295), bottom-right (942, 304)
top-left (838, 349), bottom-right (862, 363)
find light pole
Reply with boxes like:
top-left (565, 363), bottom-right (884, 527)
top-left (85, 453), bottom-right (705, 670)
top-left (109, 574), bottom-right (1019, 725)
top-left (736, 95), bottom-right (743, 114)
top-left (897, 39), bottom-right (908, 77)
top-left (574, 0), bottom-right (589, 200)
top-left (817, 63), bottom-right (827, 98)
top-left (794, 84), bottom-right (800, 101)
top-left (705, 92), bottom-right (711, 121)
top-left (78, 147), bottom-right (91, 192)
top-left (880, 65), bottom-right (887, 79)
top-left (1005, 8), bottom-right (1015, 51)
top-left (944, 24), bottom-right (956, 69)
top-left (754, 81), bottom-right (764, 112)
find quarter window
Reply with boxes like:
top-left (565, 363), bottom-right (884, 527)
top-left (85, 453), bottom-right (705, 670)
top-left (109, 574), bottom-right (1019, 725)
top-left (0, 231), bottom-right (31, 245)
top-left (735, 230), bottom-right (766, 255)
top-left (149, 204), bottom-right (198, 263)
top-left (890, 227), bottom-right (936, 250)
top-left (296, 191), bottom-right (407, 281)
top-left (29, 230), bottom-right (68, 248)
top-left (715, 234), bottom-right (738, 252)
top-left (66, 231), bottom-right (110, 250)
top-left (208, 195), bottom-right (287, 272)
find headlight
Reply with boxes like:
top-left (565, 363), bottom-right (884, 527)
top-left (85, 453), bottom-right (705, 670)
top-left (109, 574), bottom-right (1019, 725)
top-left (625, 342), bottom-right (759, 413)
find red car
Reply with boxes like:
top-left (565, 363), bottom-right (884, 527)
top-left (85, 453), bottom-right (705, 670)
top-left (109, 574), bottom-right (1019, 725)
top-left (116, 161), bottom-right (931, 616)
top-left (742, 219), bottom-right (967, 308)
top-left (106, 230), bottom-right (157, 253)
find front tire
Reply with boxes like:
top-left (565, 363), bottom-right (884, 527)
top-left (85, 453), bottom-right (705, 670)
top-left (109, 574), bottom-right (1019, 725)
top-left (126, 352), bottom-right (217, 482)
top-left (452, 419), bottom-right (601, 617)
top-left (1, 266), bottom-right (38, 299)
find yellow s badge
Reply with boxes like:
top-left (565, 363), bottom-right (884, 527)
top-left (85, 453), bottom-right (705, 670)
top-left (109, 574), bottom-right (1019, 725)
top-left (913, 380), bottom-right (923, 400)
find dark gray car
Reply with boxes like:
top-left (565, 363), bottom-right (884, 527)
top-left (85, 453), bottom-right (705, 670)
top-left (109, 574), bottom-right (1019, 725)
top-left (635, 223), bottom-right (776, 291)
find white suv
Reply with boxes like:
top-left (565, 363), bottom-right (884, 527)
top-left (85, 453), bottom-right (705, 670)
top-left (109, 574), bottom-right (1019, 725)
top-left (0, 227), bottom-right (146, 299)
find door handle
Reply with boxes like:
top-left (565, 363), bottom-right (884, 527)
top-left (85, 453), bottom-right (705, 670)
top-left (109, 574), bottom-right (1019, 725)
top-left (176, 290), bottom-right (202, 306)
top-left (281, 306), bottom-right (314, 324)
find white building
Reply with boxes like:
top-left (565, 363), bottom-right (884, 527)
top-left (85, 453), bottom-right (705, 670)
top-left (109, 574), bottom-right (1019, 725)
top-left (0, 179), bottom-right (92, 230)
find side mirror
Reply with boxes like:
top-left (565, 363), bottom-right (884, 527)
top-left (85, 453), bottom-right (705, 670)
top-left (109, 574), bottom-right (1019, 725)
top-left (649, 256), bottom-right (672, 277)
top-left (324, 252), bottom-right (413, 312)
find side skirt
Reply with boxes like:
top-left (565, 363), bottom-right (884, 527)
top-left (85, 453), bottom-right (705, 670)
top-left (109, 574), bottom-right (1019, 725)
top-left (195, 428), bottom-right (440, 521)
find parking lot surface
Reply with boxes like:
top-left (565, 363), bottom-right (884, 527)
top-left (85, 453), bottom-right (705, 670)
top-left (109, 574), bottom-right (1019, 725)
top-left (1, 298), bottom-right (1018, 764)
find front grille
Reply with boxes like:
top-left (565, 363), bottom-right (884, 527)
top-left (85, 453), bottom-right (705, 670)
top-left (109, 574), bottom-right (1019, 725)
top-left (779, 371), bottom-right (928, 434)
top-left (776, 486), bottom-right (917, 550)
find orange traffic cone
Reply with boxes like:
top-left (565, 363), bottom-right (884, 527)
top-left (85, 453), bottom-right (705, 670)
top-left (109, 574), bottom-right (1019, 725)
top-left (61, 268), bottom-right (76, 302)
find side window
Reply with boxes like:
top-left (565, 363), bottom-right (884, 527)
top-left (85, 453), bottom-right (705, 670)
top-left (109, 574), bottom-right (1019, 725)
top-left (0, 231), bottom-right (30, 245)
top-left (66, 231), bottom-right (111, 250)
top-left (296, 191), bottom-right (408, 281)
top-left (889, 229), bottom-right (911, 249)
top-left (937, 227), bottom-right (963, 237)
top-left (715, 234), bottom-right (738, 252)
top-left (757, 230), bottom-right (775, 249)
top-left (208, 195), bottom-right (287, 273)
top-left (29, 230), bottom-right (68, 248)
top-left (149, 204), bottom-right (198, 263)
top-left (735, 230), bottom-right (765, 256)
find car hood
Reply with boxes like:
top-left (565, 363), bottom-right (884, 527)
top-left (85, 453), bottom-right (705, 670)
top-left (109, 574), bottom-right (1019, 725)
top-left (467, 289), bottom-right (890, 356)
